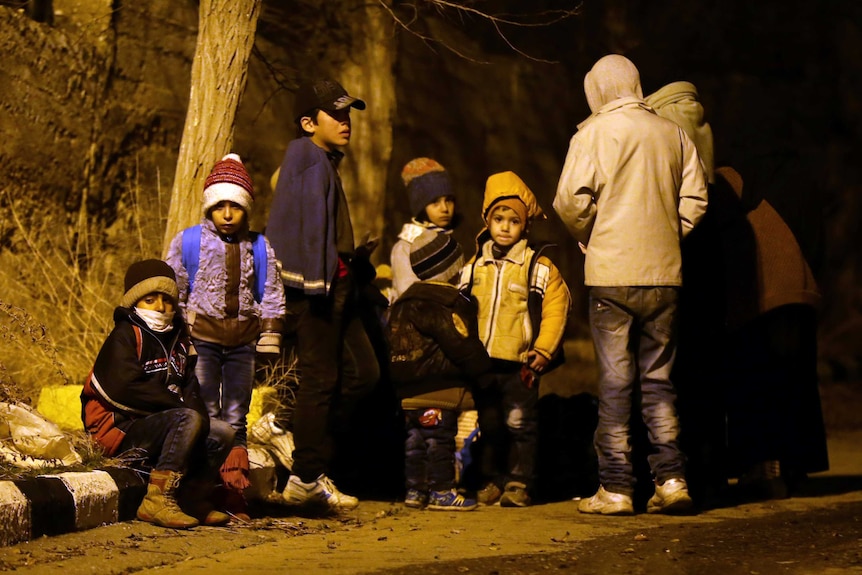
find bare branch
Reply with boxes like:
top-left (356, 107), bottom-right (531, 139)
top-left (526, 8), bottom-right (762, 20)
top-left (381, 0), bottom-right (582, 63)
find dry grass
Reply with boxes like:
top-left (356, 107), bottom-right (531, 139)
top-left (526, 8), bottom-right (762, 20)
top-left (0, 176), bottom-right (167, 479)
top-left (0, 180), bottom-right (166, 401)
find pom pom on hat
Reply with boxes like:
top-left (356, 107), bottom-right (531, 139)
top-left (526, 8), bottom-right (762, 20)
top-left (401, 157), bottom-right (454, 218)
top-left (122, 259), bottom-right (178, 308)
top-left (409, 229), bottom-right (464, 284)
top-left (203, 153), bottom-right (255, 215)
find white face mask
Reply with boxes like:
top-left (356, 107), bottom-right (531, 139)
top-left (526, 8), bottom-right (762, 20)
top-left (134, 307), bottom-right (176, 333)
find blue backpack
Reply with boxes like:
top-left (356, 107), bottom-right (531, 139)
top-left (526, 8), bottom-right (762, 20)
top-left (181, 224), bottom-right (267, 303)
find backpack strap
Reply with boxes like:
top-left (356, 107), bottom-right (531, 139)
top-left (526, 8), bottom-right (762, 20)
top-left (182, 225), bottom-right (267, 303)
top-left (527, 242), bottom-right (566, 372)
top-left (250, 231), bottom-right (267, 303)
top-left (181, 225), bottom-right (202, 295)
top-left (132, 325), bottom-right (143, 361)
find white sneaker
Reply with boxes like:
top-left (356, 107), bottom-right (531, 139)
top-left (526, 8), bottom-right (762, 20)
top-left (578, 485), bottom-right (634, 515)
top-left (647, 477), bottom-right (693, 514)
top-left (282, 474), bottom-right (359, 511)
top-left (249, 412), bottom-right (295, 470)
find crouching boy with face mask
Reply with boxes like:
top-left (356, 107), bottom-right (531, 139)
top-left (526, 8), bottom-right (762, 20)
top-left (81, 259), bottom-right (236, 529)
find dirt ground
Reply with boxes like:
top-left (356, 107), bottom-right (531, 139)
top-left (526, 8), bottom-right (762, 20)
top-left (0, 411), bottom-right (860, 574)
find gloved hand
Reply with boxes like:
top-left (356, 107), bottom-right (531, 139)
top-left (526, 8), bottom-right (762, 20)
top-left (354, 232), bottom-right (380, 260)
top-left (256, 331), bottom-right (282, 354)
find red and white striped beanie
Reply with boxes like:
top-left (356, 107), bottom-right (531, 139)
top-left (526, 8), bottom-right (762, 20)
top-left (203, 153), bottom-right (255, 214)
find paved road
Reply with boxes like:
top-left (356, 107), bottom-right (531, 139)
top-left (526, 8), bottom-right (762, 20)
top-left (1, 431), bottom-right (860, 574)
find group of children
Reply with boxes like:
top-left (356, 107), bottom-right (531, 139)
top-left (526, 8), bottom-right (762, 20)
top-left (82, 59), bottom-right (711, 528)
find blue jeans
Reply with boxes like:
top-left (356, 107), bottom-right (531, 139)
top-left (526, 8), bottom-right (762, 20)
top-left (288, 269), bottom-right (380, 482)
top-left (119, 408), bottom-right (235, 477)
top-left (589, 286), bottom-right (685, 495)
top-left (474, 365), bottom-right (539, 490)
top-left (404, 408), bottom-right (459, 493)
top-left (193, 340), bottom-right (255, 446)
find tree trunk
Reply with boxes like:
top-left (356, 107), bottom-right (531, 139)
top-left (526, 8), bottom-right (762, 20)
top-left (162, 0), bottom-right (262, 255)
top-left (337, 1), bottom-right (396, 264)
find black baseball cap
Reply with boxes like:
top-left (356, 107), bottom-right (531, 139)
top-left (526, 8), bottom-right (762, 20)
top-left (293, 78), bottom-right (366, 121)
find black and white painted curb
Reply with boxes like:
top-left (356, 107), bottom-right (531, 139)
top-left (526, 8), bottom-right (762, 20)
top-left (0, 447), bottom-right (278, 547)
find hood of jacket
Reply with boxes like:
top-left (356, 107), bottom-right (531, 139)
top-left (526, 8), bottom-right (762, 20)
top-left (584, 54), bottom-right (644, 113)
top-left (481, 171), bottom-right (545, 222)
top-left (646, 81), bottom-right (715, 183)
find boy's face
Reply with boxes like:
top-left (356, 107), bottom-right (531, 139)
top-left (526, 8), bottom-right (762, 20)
top-left (487, 205), bottom-right (525, 248)
top-left (210, 200), bottom-right (247, 236)
top-left (424, 195), bottom-right (456, 228)
top-left (136, 292), bottom-right (175, 314)
top-left (303, 109), bottom-right (352, 152)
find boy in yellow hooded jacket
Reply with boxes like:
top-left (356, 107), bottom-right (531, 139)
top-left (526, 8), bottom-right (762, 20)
top-left (459, 171), bottom-right (571, 507)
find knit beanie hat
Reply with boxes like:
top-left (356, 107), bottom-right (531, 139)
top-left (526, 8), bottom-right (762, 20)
top-left (409, 229), bottom-right (464, 284)
top-left (486, 197), bottom-right (529, 225)
top-left (122, 259), bottom-right (179, 308)
top-left (202, 153), bottom-right (255, 215)
top-left (401, 158), bottom-right (454, 218)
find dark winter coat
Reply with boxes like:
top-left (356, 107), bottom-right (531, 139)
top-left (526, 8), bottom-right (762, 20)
top-left (266, 137), bottom-right (354, 296)
top-left (80, 307), bottom-right (207, 456)
top-left (387, 281), bottom-right (491, 410)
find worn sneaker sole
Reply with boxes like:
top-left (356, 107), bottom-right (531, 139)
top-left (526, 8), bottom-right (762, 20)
top-left (577, 500), bottom-right (634, 516)
top-left (647, 495), bottom-right (694, 514)
top-left (427, 503), bottom-right (477, 511)
top-left (500, 495), bottom-right (531, 507)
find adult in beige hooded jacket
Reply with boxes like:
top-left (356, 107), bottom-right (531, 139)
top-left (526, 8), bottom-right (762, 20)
top-left (553, 55), bottom-right (708, 516)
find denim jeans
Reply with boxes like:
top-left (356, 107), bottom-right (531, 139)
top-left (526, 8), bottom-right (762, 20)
top-left (118, 408), bottom-right (235, 477)
top-left (288, 269), bottom-right (380, 482)
top-left (473, 365), bottom-right (539, 490)
top-left (404, 408), bottom-right (459, 492)
top-left (193, 340), bottom-right (255, 446)
top-left (589, 286), bottom-right (685, 495)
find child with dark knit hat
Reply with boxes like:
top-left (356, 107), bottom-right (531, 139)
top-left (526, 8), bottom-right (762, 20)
top-left (166, 153), bottom-right (286, 520)
top-left (387, 229), bottom-right (491, 511)
top-left (81, 259), bottom-right (236, 529)
top-left (459, 171), bottom-right (571, 508)
top-left (390, 157), bottom-right (463, 302)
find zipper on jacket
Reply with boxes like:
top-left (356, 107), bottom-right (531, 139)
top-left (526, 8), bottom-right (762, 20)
top-left (130, 315), bottom-right (181, 384)
top-left (483, 261), bottom-right (504, 350)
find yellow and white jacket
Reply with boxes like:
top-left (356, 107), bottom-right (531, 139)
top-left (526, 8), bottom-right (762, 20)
top-left (459, 238), bottom-right (570, 364)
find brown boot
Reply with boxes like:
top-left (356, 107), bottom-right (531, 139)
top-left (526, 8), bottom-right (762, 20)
top-left (137, 470), bottom-right (200, 529)
top-left (178, 478), bottom-right (231, 526)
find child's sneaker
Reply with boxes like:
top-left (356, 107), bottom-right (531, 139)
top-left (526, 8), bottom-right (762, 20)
top-left (578, 485), bottom-right (634, 515)
top-left (647, 477), bottom-right (693, 514)
top-left (500, 481), bottom-right (531, 507)
top-left (282, 474), bottom-right (359, 511)
top-left (404, 488), bottom-right (428, 509)
top-left (427, 489), bottom-right (477, 511)
top-left (477, 482), bottom-right (503, 506)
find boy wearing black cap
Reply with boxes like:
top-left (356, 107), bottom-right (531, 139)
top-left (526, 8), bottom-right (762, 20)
top-left (266, 78), bottom-right (380, 512)
top-left (81, 259), bottom-right (236, 529)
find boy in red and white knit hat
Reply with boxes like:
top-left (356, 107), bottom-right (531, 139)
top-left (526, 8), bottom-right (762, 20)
top-left (166, 153), bottom-right (286, 520)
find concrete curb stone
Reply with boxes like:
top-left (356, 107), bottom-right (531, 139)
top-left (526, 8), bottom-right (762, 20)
top-left (0, 447), bottom-right (278, 547)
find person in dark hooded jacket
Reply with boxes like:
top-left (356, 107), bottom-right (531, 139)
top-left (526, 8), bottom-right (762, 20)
top-left (81, 259), bottom-right (235, 529)
top-left (387, 229), bottom-right (491, 511)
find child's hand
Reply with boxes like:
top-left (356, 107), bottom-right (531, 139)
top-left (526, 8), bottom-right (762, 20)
top-left (527, 350), bottom-right (549, 373)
